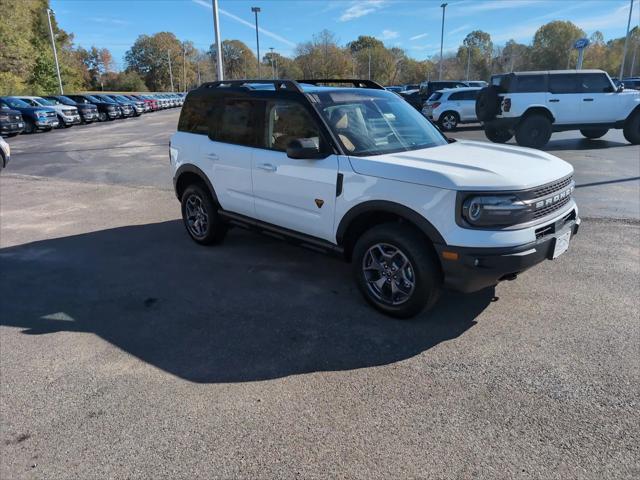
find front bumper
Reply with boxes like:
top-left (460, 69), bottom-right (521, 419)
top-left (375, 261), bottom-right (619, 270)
top-left (1, 121), bottom-right (24, 135)
top-left (62, 115), bottom-right (81, 125)
top-left (36, 119), bottom-right (59, 128)
top-left (436, 216), bottom-right (580, 293)
top-left (81, 111), bottom-right (99, 122)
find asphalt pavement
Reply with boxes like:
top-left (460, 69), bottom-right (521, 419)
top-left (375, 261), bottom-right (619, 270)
top-left (1, 111), bottom-right (638, 479)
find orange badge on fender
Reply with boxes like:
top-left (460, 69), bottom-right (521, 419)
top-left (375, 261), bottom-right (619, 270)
top-left (315, 199), bottom-right (324, 208)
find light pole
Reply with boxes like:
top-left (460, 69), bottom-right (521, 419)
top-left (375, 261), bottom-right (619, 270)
top-left (269, 47), bottom-right (275, 79)
top-left (167, 50), bottom-right (174, 92)
top-left (182, 44), bottom-right (186, 92)
top-left (46, 8), bottom-right (64, 94)
top-left (368, 48), bottom-right (372, 80)
top-left (439, 3), bottom-right (447, 80)
top-left (466, 45), bottom-right (471, 80)
top-left (619, 0), bottom-right (635, 79)
top-left (251, 6), bottom-right (261, 77)
top-left (212, 0), bottom-right (224, 80)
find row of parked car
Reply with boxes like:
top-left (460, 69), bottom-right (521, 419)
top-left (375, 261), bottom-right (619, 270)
top-left (0, 92), bottom-right (184, 137)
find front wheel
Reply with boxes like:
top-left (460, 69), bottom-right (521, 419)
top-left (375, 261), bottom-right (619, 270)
top-left (580, 128), bottom-right (608, 139)
top-left (623, 111), bottom-right (640, 144)
top-left (515, 114), bottom-right (552, 149)
top-left (438, 112), bottom-right (459, 131)
top-left (180, 184), bottom-right (227, 245)
top-left (484, 125), bottom-right (513, 143)
top-left (23, 119), bottom-right (35, 134)
top-left (98, 112), bottom-right (107, 122)
top-left (352, 224), bottom-right (441, 318)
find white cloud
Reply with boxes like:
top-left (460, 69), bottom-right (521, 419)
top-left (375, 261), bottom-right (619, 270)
top-left (191, 0), bottom-right (296, 48)
top-left (448, 24), bottom-right (471, 36)
top-left (380, 29), bottom-right (399, 40)
top-left (87, 17), bottom-right (130, 27)
top-left (339, 0), bottom-right (386, 22)
top-left (410, 33), bottom-right (429, 41)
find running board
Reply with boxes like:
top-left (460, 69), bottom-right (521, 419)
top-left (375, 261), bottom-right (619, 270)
top-left (218, 210), bottom-right (344, 256)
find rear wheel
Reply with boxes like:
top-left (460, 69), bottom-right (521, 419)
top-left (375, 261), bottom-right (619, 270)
top-left (438, 111), bottom-right (459, 131)
top-left (352, 223), bottom-right (441, 318)
top-left (98, 112), bottom-right (107, 122)
top-left (180, 184), bottom-right (227, 245)
top-left (580, 128), bottom-right (608, 139)
top-left (623, 111), bottom-right (640, 144)
top-left (484, 125), bottom-right (513, 143)
top-left (515, 114), bottom-right (552, 149)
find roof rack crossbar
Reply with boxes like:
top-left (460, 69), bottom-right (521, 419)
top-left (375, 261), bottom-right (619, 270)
top-left (297, 79), bottom-right (385, 90)
top-left (199, 79), bottom-right (303, 93)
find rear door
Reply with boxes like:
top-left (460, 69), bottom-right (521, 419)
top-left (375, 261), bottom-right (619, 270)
top-left (547, 74), bottom-right (582, 124)
top-left (579, 72), bottom-right (618, 123)
top-left (251, 98), bottom-right (339, 242)
top-left (202, 98), bottom-right (258, 217)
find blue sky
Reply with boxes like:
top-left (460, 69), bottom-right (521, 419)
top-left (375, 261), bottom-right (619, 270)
top-left (50, 0), bottom-right (639, 69)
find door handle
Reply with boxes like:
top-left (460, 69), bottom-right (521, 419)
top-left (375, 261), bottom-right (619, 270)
top-left (257, 163), bottom-right (277, 172)
top-left (206, 153), bottom-right (219, 161)
top-left (583, 98), bottom-right (594, 102)
top-left (549, 99), bottom-right (560, 103)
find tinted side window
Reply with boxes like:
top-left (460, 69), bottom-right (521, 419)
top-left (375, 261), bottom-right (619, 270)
top-left (515, 75), bottom-right (547, 92)
top-left (178, 93), bottom-right (214, 135)
top-left (580, 73), bottom-right (613, 93)
top-left (214, 99), bottom-right (258, 146)
top-left (263, 100), bottom-right (321, 151)
top-left (549, 74), bottom-right (581, 94)
top-left (448, 91), bottom-right (464, 101)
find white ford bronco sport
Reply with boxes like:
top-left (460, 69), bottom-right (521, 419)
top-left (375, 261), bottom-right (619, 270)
top-left (170, 79), bottom-right (580, 318)
top-left (477, 70), bottom-right (640, 148)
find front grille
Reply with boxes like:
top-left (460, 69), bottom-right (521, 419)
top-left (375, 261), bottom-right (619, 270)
top-left (532, 195), bottom-right (571, 219)
top-left (45, 111), bottom-right (56, 118)
top-left (532, 176), bottom-right (573, 198)
top-left (63, 109), bottom-right (76, 115)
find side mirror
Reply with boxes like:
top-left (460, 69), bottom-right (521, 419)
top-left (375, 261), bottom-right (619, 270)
top-left (286, 138), bottom-right (326, 160)
top-left (617, 84), bottom-right (624, 92)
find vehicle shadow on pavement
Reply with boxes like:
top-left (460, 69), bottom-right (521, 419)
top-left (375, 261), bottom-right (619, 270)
top-left (0, 221), bottom-right (493, 383)
top-left (543, 138), bottom-right (630, 151)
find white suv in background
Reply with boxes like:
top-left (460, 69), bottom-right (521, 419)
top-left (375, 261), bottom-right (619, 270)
top-left (422, 87), bottom-right (481, 131)
top-left (170, 79), bottom-right (580, 318)
top-left (477, 70), bottom-right (640, 148)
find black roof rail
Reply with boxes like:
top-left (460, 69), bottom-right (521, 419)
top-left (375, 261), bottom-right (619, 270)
top-left (199, 79), bottom-right (303, 93)
top-left (297, 79), bottom-right (385, 90)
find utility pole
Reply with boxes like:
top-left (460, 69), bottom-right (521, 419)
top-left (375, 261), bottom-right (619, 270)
top-left (197, 61), bottom-right (201, 86)
top-left (466, 45), bottom-right (471, 80)
top-left (182, 44), bottom-right (186, 92)
top-left (269, 47), bottom-right (275, 79)
top-left (439, 3), bottom-right (447, 80)
top-left (46, 8), bottom-right (64, 94)
top-left (212, 0), bottom-right (224, 80)
top-left (368, 48), bottom-right (371, 80)
top-left (251, 6), bottom-right (261, 77)
top-left (619, 0), bottom-right (635, 79)
top-left (167, 50), bottom-right (174, 92)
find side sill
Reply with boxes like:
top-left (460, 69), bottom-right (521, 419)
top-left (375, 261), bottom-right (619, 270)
top-left (218, 210), bottom-right (345, 257)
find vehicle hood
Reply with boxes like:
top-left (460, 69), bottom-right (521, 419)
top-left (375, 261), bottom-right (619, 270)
top-left (10, 106), bottom-right (55, 114)
top-left (1, 109), bottom-right (22, 116)
top-left (347, 140), bottom-right (574, 191)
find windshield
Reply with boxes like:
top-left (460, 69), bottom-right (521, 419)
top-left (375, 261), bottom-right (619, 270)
top-left (84, 95), bottom-right (102, 103)
top-left (314, 89), bottom-right (447, 156)
top-left (57, 96), bottom-right (77, 106)
top-left (3, 98), bottom-right (30, 108)
top-left (96, 95), bottom-right (116, 103)
top-left (35, 97), bottom-right (54, 106)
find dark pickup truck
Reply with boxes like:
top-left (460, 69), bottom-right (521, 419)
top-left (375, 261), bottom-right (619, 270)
top-left (0, 105), bottom-right (25, 137)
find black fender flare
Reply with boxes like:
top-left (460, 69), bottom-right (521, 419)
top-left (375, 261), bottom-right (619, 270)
top-left (173, 163), bottom-right (219, 204)
top-left (336, 200), bottom-right (445, 246)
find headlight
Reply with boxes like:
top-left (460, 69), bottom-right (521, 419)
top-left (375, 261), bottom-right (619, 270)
top-left (0, 113), bottom-right (9, 121)
top-left (462, 195), bottom-right (528, 227)
top-left (36, 111), bottom-right (48, 117)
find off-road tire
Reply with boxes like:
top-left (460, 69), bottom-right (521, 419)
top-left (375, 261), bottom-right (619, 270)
top-left (580, 128), bottom-right (608, 139)
top-left (484, 125), bottom-right (513, 143)
top-left (515, 114), bottom-right (552, 149)
top-left (623, 111), bottom-right (640, 144)
top-left (180, 184), bottom-right (227, 245)
top-left (352, 223), bottom-right (441, 319)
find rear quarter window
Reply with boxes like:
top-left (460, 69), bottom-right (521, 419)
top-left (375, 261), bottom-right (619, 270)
top-left (514, 75), bottom-right (548, 92)
top-left (428, 92), bottom-right (443, 101)
top-left (448, 91), bottom-right (465, 101)
top-left (178, 93), bottom-right (213, 135)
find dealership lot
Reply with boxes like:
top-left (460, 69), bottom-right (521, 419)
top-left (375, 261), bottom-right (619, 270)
top-left (1, 111), bottom-right (639, 478)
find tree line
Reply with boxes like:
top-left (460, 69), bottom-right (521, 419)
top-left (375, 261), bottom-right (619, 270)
top-left (1, 0), bottom-right (638, 95)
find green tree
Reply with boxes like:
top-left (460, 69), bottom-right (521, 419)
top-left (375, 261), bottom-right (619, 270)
top-left (125, 32), bottom-right (185, 91)
top-left (531, 21), bottom-right (585, 70)
top-left (209, 40), bottom-right (257, 80)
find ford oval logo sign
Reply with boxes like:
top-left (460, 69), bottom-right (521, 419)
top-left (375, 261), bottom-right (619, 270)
top-left (574, 38), bottom-right (590, 49)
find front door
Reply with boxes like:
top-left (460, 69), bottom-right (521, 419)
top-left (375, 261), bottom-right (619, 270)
top-left (251, 99), bottom-right (339, 242)
top-left (579, 72), bottom-right (618, 124)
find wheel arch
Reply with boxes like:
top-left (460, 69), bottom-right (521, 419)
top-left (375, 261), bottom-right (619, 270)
top-left (626, 104), bottom-right (640, 121)
top-left (520, 106), bottom-right (555, 124)
top-left (173, 164), bottom-right (219, 205)
top-left (336, 201), bottom-right (445, 260)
